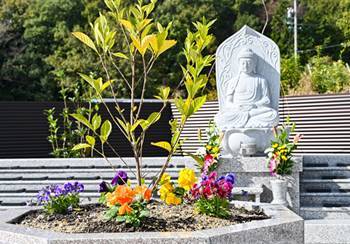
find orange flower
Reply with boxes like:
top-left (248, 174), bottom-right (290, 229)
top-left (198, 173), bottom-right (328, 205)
top-left (118, 203), bottom-right (133, 215)
top-left (107, 185), bottom-right (135, 207)
top-left (134, 185), bottom-right (152, 201)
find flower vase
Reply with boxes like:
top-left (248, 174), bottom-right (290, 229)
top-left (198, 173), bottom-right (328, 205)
top-left (270, 178), bottom-right (288, 206)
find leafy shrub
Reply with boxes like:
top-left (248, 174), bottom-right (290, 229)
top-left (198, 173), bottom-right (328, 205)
top-left (36, 182), bottom-right (84, 214)
top-left (309, 55), bottom-right (350, 93)
top-left (280, 56), bottom-right (303, 95)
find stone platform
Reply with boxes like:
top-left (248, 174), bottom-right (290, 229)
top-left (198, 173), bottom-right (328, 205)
top-left (217, 156), bottom-right (303, 213)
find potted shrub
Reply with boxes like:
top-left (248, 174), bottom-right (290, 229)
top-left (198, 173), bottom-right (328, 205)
top-left (265, 119), bottom-right (302, 206)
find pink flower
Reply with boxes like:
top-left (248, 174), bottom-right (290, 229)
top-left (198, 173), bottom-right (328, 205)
top-left (293, 134), bottom-right (302, 143)
top-left (208, 171), bottom-right (217, 180)
top-left (269, 158), bottom-right (278, 177)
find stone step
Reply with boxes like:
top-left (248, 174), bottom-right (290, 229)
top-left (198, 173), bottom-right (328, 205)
top-left (301, 179), bottom-right (350, 193)
top-left (302, 166), bottom-right (350, 179)
top-left (305, 219), bottom-right (350, 244)
top-left (304, 162), bottom-right (350, 167)
top-left (301, 206), bottom-right (350, 220)
top-left (301, 192), bottom-right (350, 207)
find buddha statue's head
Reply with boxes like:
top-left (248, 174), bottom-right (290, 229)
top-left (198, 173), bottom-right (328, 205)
top-left (238, 48), bottom-right (257, 74)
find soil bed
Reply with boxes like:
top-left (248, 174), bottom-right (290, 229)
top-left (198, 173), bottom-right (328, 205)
top-left (18, 202), bottom-right (269, 233)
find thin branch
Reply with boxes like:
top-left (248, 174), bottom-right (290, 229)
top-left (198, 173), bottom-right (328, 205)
top-left (98, 54), bottom-right (128, 125)
top-left (149, 119), bottom-right (186, 193)
top-left (261, 0), bottom-right (269, 35)
top-left (107, 51), bottom-right (132, 90)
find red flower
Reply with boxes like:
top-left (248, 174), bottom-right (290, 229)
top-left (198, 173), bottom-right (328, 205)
top-left (204, 154), bottom-right (214, 162)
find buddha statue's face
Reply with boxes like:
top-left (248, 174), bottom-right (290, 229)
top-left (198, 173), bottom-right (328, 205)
top-left (239, 57), bottom-right (255, 74)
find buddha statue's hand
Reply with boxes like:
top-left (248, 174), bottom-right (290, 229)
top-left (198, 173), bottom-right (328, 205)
top-left (239, 103), bottom-right (256, 111)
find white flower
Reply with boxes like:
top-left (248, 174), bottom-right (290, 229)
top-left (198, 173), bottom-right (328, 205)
top-left (196, 147), bottom-right (206, 155)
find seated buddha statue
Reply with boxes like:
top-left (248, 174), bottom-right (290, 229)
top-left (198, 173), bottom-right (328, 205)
top-left (215, 48), bottom-right (278, 130)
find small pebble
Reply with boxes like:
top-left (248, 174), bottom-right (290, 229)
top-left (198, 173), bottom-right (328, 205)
top-left (17, 203), bottom-right (269, 233)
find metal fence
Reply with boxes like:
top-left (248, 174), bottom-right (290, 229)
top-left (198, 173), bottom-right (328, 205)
top-left (171, 93), bottom-right (350, 155)
top-left (1, 93), bottom-right (350, 158)
top-left (0, 101), bottom-right (171, 158)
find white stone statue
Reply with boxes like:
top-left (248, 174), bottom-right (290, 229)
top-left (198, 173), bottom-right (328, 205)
top-left (215, 25), bottom-right (280, 156)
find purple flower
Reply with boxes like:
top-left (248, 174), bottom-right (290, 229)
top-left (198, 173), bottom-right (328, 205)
top-left (111, 170), bottom-right (128, 185)
top-left (225, 173), bottom-right (235, 184)
top-left (217, 175), bottom-right (225, 181)
top-left (53, 185), bottom-right (65, 197)
top-left (36, 187), bottom-right (50, 204)
top-left (74, 182), bottom-right (84, 193)
top-left (99, 181), bottom-right (108, 193)
top-left (64, 182), bottom-right (74, 193)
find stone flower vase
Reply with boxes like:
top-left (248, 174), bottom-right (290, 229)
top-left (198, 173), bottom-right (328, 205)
top-left (270, 177), bottom-right (288, 206)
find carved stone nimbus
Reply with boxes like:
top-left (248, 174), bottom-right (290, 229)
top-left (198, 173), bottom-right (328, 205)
top-left (214, 25), bottom-right (280, 156)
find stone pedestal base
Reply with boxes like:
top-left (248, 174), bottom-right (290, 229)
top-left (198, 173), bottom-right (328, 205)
top-left (217, 155), bottom-right (302, 213)
top-left (222, 128), bottom-right (274, 156)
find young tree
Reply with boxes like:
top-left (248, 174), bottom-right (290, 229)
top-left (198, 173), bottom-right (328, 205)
top-left (71, 0), bottom-right (215, 190)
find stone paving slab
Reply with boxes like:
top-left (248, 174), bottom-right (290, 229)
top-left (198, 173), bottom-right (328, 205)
top-left (305, 219), bottom-right (350, 244)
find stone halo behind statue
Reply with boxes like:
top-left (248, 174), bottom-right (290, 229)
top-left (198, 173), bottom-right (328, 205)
top-left (214, 25), bottom-right (280, 157)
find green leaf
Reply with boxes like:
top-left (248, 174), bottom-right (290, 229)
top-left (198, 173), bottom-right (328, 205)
top-left (115, 215), bottom-right (126, 222)
top-left (79, 73), bottom-right (100, 93)
top-left (130, 120), bottom-right (142, 132)
top-left (117, 118), bottom-right (129, 134)
top-left (174, 97), bottom-right (184, 115)
top-left (72, 32), bottom-right (98, 53)
top-left (70, 114), bottom-right (93, 130)
top-left (151, 141), bottom-right (172, 152)
top-left (147, 112), bottom-right (161, 125)
top-left (112, 52), bottom-right (129, 60)
top-left (186, 153), bottom-right (204, 167)
top-left (174, 187), bottom-right (185, 196)
top-left (100, 120), bottom-right (112, 144)
top-left (139, 209), bottom-right (150, 218)
top-left (193, 95), bottom-right (207, 114)
top-left (104, 206), bottom-right (119, 220)
top-left (72, 143), bottom-right (91, 151)
top-left (101, 80), bottom-right (114, 93)
top-left (86, 135), bottom-right (96, 146)
top-left (92, 114), bottom-right (102, 131)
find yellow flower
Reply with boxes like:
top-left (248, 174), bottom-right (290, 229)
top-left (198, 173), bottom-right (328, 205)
top-left (165, 192), bottom-right (182, 205)
top-left (160, 173), bottom-right (171, 185)
top-left (272, 143), bottom-right (279, 148)
top-left (178, 168), bottom-right (197, 191)
top-left (206, 145), bottom-right (212, 150)
top-left (279, 145), bottom-right (286, 149)
top-left (212, 146), bottom-right (219, 153)
top-left (159, 182), bottom-right (173, 201)
top-left (281, 155), bottom-right (287, 161)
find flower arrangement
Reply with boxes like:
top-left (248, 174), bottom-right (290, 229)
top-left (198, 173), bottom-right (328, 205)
top-left (158, 168), bottom-right (197, 205)
top-left (265, 120), bottom-right (302, 176)
top-left (36, 181), bottom-right (84, 214)
top-left (190, 172), bottom-right (234, 218)
top-left (190, 121), bottom-right (221, 176)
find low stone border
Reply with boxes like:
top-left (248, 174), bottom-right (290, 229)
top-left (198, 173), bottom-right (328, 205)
top-left (0, 201), bottom-right (303, 244)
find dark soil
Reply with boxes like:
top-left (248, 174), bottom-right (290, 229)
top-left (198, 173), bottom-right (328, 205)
top-left (18, 202), bottom-right (269, 233)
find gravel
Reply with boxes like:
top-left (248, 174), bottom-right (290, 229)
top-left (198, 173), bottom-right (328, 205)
top-left (18, 202), bottom-right (269, 233)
